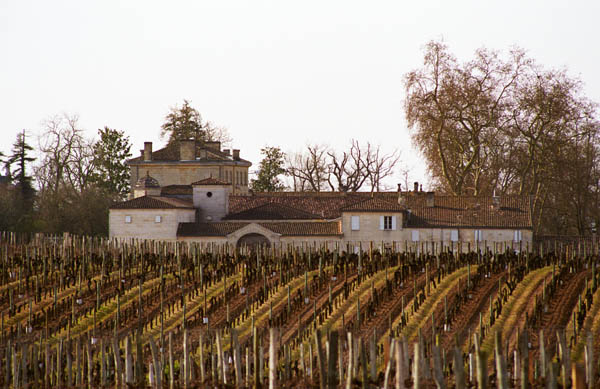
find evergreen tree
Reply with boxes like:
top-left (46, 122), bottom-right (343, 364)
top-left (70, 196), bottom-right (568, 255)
top-left (7, 130), bottom-right (36, 211)
top-left (160, 100), bottom-right (232, 145)
top-left (90, 127), bottom-right (132, 199)
top-left (251, 146), bottom-right (287, 192)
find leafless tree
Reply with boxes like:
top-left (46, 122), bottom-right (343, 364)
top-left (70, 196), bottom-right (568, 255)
top-left (286, 144), bottom-right (330, 191)
top-left (286, 140), bottom-right (401, 192)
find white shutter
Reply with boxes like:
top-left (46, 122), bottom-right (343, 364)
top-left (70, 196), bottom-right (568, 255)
top-left (380, 216), bottom-right (384, 230)
top-left (351, 216), bottom-right (360, 231)
top-left (451, 230), bottom-right (458, 242)
top-left (412, 230), bottom-right (419, 242)
top-left (514, 230), bottom-right (522, 242)
top-left (391, 216), bottom-right (397, 230)
top-left (475, 230), bottom-right (482, 242)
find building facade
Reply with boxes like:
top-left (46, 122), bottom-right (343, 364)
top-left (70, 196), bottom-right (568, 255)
top-left (109, 141), bottom-right (534, 250)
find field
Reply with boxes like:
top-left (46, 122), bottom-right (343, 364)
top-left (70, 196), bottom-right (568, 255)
top-left (0, 233), bottom-right (598, 388)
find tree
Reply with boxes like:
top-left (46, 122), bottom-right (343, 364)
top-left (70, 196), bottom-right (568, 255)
top-left (285, 140), bottom-right (401, 192)
top-left (6, 130), bottom-right (36, 230)
top-left (405, 40), bottom-right (600, 234)
top-left (160, 100), bottom-right (232, 145)
top-left (286, 144), bottom-right (330, 191)
top-left (251, 146), bottom-right (287, 192)
top-left (90, 127), bottom-right (132, 199)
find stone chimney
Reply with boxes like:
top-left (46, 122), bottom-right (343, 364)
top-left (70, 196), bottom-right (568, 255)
top-left (143, 142), bottom-right (153, 161)
top-left (426, 192), bottom-right (435, 207)
top-left (223, 149), bottom-right (231, 156)
top-left (205, 141), bottom-right (221, 152)
top-left (232, 149), bottom-right (240, 160)
top-left (397, 183), bottom-right (402, 192)
top-left (179, 140), bottom-right (196, 161)
top-left (413, 182), bottom-right (419, 192)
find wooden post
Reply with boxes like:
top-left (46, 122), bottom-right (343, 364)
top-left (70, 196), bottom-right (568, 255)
top-left (125, 336), bottom-right (134, 385)
top-left (383, 338), bottom-right (395, 389)
top-left (495, 331), bottom-right (508, 389)
top-left (327, 330), bottom-right (339, 389)
top-left (169, 332), bottom-right (174, 388)
top-left (539, 329), bottom-right (546, 379)
top-left (432, 344), bottom-right (446, 389)
top-left (253, 327), bottom-right (259, 389)
top-left (112, 336), bottom-right (123, 387)
top-left (232, 329), bottom-right (242, 388)
top-left (585, 333), bottom-right (594, 389)
top-left (315, 328), bottom-right (326, 389)
top-left (183, 328), bottom-right (190, 387)
top-left (360, 338), bottom-right (368, 389)
top-left (149, 337), bottom-right (162, 389)
top-left (519, 331), bottom-right (528, 389)
top-left (413, 343), bottom-right (420, 389)
top-left (269, 328), bottom-right (278, 389)
top-left (199, 331), bottom-right (205, 383)
top-left (346, 332), bottom-right (353, 389)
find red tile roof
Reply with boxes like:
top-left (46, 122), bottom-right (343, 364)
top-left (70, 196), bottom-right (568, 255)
top-left (128, 141), bottom-right (251, 165)
top-left (228, 192), bottom-right (532, 229)
top-left (340, 197), bottom-right (405, 212)
top-left (160, 185), bottom-right (193, 196)
top-left (191, 177), bottom-right (231, 186)
top-left (110, 196), bottom-right (194, 210)
top-left (177, 221), bottom-right (342, 237)
top-left (224, 202), bottom-right (320, 220)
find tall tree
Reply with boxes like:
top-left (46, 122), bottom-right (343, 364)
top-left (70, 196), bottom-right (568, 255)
top-left (160, 100), bottom-right (232, 145)
top-left (405, 40), bottom-right (600, 234)
top-left (286, 144), bottom-right (330, 191)
top-left (90, 127), bottom-right (132, 199)
top-left (7, 130), bottom-right (36, 214)
top-left (251, 146), bottom-right (287, 192)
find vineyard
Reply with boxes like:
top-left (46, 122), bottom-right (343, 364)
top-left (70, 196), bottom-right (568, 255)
top-left (0, 233), bottom-right (599, 388)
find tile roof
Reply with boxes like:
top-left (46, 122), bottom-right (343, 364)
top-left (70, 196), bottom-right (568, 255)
top-left (229, 192), bottom-right (366, 219)
top-left (128, 141), bottom-right (251, 165)
top-left (402, 195), bottom-right (531, 229)
top-left (191, 177), bottom-right (231, 186)
top-left (160, 185), bottom-right (193, 196)
top-left (110, 196), bottom-right (194, 210)
top-left (340, 197), bottom-right (405, 212)
top-left (177, 221), bottom-right (342, 237)
top-left (228, 192), bottom-right (532, 229)
top-left (223, 202), bottom-right (320, 220)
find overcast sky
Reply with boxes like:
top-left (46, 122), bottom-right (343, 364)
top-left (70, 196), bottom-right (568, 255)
top-left (1, 0), bottom-right (599, 189)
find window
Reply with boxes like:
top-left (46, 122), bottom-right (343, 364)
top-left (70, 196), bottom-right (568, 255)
top-left (155, 216), bottom-right (162, 223)
top-left (380, 216), bottom-right (396, 230)
top-left (351, 216), bottom-right (360, 231)
top-left (412, 230), bottom-right (420, 242)
top-left (514, 230), bottom-right (522, 242)
top-left (206, 192), bottom-right (213, 198)
top-left (125, 215), bottom-right (132, 223)
top-left (474, 230), bottom-right (483, 242)
top-left (450, 230), bottom-right (459, 242)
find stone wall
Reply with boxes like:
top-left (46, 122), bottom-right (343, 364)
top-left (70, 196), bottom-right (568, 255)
top-left (109, 208), bottom-right (195, 240)
top-left (130, 163), bottom-right (249, 194)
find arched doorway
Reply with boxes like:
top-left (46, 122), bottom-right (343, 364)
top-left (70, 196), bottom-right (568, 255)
top-left (236, 233), bottom-right (271, 248)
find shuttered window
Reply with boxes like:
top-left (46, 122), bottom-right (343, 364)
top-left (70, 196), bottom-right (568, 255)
top-left (514, 230), bottom-right (522, 242)
top-left (412, 230), bottom-right (419, 242)
top-left (450, 230), bottom-right (459, 242)
top-left (474, 230), bottom-right (483, 242)
top-left (351, 216), bottom-right (360, 231)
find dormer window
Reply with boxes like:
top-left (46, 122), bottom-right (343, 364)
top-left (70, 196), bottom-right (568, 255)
top-left (125, 215), bottom-right (132, 223)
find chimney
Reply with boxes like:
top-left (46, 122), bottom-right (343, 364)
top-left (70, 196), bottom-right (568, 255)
top-left (398, 184), bottom-right (407, 206)
top-left (413, 182), bottom-right (419, 192)
top-left (426, 192), bottom-right (435, 207)
top-left (139, 149), bottom-right (144, 158)
top-left (232, 149), bottom-right (240, 160)
top-left (397, 183), bottom-right (402, 192)
top-left (206, 141), bottom-right (221, 152)
top-left (143, 142), bottom-right (153, 161)
top-left (223, 149), bottom-right (231, 156)
top-left (179, 140), bottom-right (196, 161)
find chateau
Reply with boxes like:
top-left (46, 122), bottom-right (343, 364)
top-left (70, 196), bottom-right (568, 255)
top-left (109, 140), bottom-right (534, 249)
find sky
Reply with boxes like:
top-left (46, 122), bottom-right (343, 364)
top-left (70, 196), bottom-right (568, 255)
top-left (1, 0), bottom-right (599, 190)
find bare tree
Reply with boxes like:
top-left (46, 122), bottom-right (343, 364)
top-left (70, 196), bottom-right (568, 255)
top-left (286, 144), bottom-right (330, 191)
top-left (35, 114), bottom-right (96, 193)
top-left (286, 140), bottom-right (401, 192)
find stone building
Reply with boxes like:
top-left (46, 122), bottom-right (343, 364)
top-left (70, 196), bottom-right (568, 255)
top-left (109, 141), bottom-right (533, 250)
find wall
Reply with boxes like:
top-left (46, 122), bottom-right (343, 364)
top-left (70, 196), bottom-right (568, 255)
top-left (193, 185), bottom-right (231, 222)
top-left (342, 212), bottom-right (404, 243)
top-left (131, 163), bottom-right (249, 194)
top-left (109, 208), bottom-right (195, 240)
